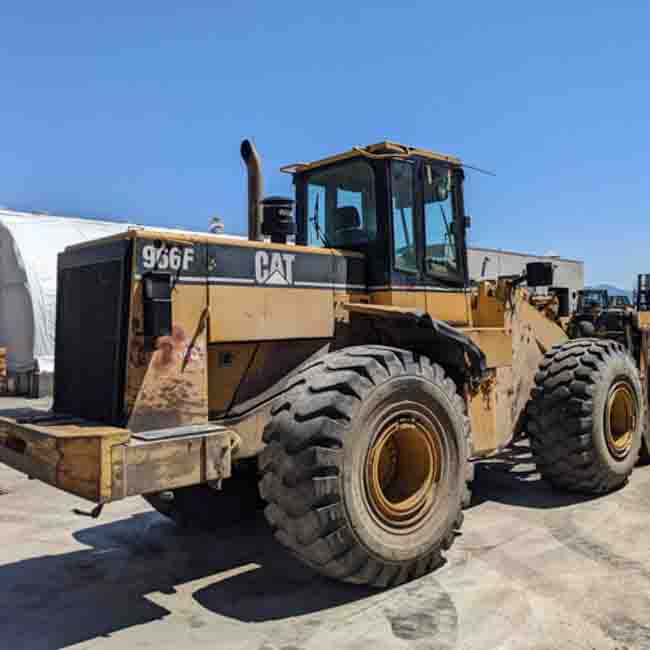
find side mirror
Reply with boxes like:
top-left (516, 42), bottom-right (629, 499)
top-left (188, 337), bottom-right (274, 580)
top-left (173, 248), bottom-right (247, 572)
top-left (526, 262), bottom-right (554, 287)
top-left (463, 214), bottom-right (472, 229)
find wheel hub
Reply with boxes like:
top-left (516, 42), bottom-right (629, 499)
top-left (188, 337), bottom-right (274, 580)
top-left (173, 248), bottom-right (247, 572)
top-left (605, 381), bottom-right (637, 460)
top-left (365, 415), bottom-right (442, 531)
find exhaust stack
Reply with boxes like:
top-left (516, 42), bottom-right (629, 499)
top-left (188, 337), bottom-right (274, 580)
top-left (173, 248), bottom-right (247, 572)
top-left (240, 139), bottom-right (264, 241)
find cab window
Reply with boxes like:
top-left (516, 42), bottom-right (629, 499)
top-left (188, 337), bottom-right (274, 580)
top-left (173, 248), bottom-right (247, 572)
top-left (305, 160), bottom-right (377, 248)
top-left (423, 163), bottom-right (458, 277)
top-left (391, 161), bottom-right (417, 273)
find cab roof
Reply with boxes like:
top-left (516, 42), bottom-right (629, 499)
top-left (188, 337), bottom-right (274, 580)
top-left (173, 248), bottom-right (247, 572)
top-left (281, 140), bottom-right (462, 174)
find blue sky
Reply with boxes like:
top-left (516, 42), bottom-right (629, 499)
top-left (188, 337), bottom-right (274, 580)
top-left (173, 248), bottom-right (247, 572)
top-left (2, 2), bottom-right (649, 287)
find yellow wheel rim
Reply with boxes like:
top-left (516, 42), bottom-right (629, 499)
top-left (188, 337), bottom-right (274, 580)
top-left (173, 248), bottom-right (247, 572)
top-left (605, 381), bottom-right (637, 460)
top-left (365, 416), bottom-right (442, 531)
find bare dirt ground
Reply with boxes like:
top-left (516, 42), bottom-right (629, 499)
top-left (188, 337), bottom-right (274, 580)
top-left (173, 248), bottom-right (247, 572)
top-left (1, 395), bottom-right (649, 650)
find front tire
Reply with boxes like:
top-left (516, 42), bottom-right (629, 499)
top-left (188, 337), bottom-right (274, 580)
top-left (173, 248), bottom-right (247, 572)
top-left (527, 339), bottom-right (644, 493)
top-left (258, 346), bottom-right (468, 588)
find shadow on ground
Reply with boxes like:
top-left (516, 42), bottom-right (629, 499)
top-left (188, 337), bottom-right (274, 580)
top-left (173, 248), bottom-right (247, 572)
top-left (0, 511), bottom-right (380, 649)
top-left (469, 436), bottom-right (597, 509)
top-left (0, 436), bottom-right (608, 650)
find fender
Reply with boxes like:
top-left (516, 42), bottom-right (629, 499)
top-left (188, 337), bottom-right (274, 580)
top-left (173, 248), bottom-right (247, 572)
top-left (343, 303), bottom-right (488, 383)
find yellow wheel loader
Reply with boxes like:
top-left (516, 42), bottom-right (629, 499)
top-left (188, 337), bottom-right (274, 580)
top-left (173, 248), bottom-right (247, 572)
top-left (1, 140), bottom-right (648, 588)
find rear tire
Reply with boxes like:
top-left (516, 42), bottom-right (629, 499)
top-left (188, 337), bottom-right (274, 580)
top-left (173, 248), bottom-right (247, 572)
top-left (527, 339), bottom-right (643, 493)
top-left (258, 346), bottom-right (468, 588)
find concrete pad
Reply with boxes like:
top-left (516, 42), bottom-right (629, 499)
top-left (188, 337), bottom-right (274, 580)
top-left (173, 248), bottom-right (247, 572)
top-left (1, 398), bottom-right (650, 649)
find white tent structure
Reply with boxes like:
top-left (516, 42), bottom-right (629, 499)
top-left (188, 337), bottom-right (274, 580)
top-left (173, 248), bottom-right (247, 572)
top-left (0, 209), bottom-right (130, 395)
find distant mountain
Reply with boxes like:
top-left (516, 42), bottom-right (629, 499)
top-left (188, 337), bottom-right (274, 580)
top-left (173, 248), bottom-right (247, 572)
top-left (588, 284), bottom-right (633, 300)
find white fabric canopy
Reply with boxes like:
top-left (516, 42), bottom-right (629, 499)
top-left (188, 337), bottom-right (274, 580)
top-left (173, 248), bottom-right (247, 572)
top-left (0, 210), bottom-right (245, 379)
top-left (0, 210), bottom-right (130, 374)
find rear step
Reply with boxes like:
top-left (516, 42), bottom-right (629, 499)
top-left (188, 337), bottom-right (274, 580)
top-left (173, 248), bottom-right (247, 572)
top-left (0, 409), bottom-right (238, 504)
top-left (131, 422), bottom-right (226, 442)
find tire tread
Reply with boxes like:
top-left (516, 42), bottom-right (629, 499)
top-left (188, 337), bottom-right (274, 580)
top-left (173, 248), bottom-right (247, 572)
top-left (527, 338), bottom-right (643, 493)
top-left (259, 345), bottom-right (467, 587)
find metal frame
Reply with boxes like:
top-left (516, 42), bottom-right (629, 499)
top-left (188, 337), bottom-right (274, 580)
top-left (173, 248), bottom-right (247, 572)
top-left (0, 413), bottom-right (238, 504)
top-left (110, 428), bottom-right (237, 501)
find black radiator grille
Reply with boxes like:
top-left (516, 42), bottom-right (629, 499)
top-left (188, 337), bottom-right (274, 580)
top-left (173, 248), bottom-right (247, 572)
top-left (54, 241), bottom-right (132, 425)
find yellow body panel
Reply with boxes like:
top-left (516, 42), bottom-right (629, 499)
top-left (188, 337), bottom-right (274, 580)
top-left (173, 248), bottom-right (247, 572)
top-left (208, 343), bottom-right (257, 414)
top-left (370, 290), bottom-right (471, 325)
top-left (517, 299), bottom-right (567, 353)
top-left (462, 328), bottom-right (513, 368)
top-left (371, 289), bottom-right (426, 312)
top-left (426, 291), bottom-right (472, 325)
top-left (472, 282), bottom-right (507, 327)
top-left (468, 367), bottom-right (513, 454)
top-left (208, 286), bottom-right (334, 342)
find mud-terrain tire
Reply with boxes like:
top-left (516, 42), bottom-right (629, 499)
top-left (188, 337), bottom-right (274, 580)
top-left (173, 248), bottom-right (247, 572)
top-left (143, 462), bottom-right (262, 529)
top-left (527, 339), bottom-right (644, 493)
top-left (258, 345), bottom-right (468, 588)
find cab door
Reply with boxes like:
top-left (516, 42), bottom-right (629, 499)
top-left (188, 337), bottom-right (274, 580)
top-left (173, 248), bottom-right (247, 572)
top-left (418, 161), bottom-right (472, 325)
top-left (383, 159), bottom-right (427, 312)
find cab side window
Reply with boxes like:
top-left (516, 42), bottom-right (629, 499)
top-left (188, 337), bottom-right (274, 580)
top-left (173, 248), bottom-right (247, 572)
top-left (391, 161), bottom-right (417, 273)
top-left (423, 164), bottom-right (458, 277)
top-left (306, 160), bottom-right (377, 249)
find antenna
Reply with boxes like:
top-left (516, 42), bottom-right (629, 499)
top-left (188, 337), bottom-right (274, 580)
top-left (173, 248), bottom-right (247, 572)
top-left (460, 163), bottom-right (496, 177)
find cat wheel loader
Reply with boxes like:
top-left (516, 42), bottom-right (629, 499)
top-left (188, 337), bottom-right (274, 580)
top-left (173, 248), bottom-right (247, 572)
top-left (1, 140), bottom-right (649, 588)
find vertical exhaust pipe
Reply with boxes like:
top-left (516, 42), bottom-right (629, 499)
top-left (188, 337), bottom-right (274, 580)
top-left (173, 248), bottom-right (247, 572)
top-left (240, 139), bottom-right (264, 241)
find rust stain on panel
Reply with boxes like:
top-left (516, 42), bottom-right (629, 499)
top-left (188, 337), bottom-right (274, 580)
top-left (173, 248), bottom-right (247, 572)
top-left (125, 259), bottom-right (209, 433)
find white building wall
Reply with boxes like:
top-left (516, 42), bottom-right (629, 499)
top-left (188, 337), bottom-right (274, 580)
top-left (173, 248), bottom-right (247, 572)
top-left (468, 247), bottom-right (584, 311)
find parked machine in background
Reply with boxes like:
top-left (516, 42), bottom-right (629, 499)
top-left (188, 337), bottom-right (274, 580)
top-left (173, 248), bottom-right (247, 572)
top-left (567, 288), bottom-right (609, 337)
top-left (610, 294), bottom-right (633, 310)
top-left (637, 275), bottom-right (650, 313)
top-left (1, 140), bottom-right (648, 588)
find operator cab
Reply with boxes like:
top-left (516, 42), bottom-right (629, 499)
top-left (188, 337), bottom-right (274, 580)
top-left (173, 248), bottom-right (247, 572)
top-left (284, 142), bottom-right (470, 290)
top-left (577, 289), bottom-right (609, 314)
top-left (609, 294), bottom-right (632, 310)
